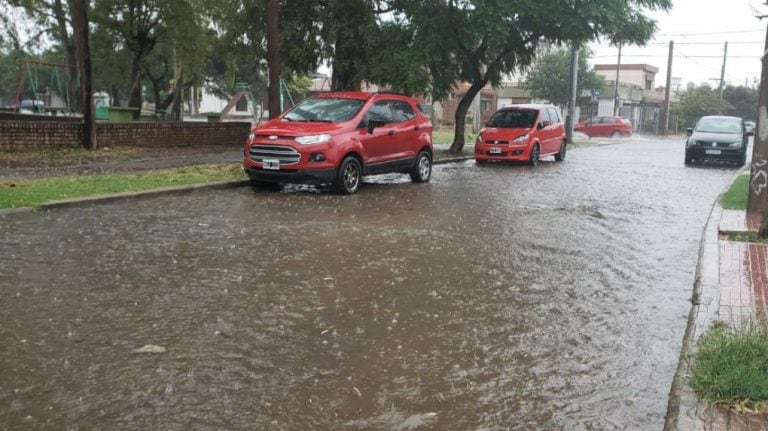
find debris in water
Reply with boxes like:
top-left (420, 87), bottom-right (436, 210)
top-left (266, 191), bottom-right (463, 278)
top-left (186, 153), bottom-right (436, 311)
top-left (353, 386), bottom-right (362, 397)
top-left (133, 344), bottom-right (166, 354)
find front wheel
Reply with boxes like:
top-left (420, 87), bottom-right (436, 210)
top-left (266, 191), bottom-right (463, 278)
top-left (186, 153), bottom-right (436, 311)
top-left (333, 156), bottom-right (362, 194)
top-left (611, 131), bottom-right (623, 138)
top-left (684, 150), bottom-right (693, 166)
top-left (410, 151), bottom-right (432, 183)
top-left (554, 141), bottom-right (566, 162)
top-left (529, 143), bottom-right (540, 166)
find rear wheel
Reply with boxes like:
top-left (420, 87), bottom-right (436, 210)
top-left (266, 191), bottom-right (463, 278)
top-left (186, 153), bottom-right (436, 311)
top-left (529, 143), bottom-right (540, 166)
top-left (410, 151), bottom-right (432, 183)
top-left (554, 141), bottom-right (566, 162)
top-left (333, 156), bottom-right (362, 194)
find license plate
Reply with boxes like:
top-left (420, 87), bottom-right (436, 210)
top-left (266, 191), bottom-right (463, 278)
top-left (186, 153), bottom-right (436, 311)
top-left (490, 147), bottom-right (502, 154)
top-left (705, 149), bottom-right (722, 155)
top-left (263, 158), bottom-right (280, 170)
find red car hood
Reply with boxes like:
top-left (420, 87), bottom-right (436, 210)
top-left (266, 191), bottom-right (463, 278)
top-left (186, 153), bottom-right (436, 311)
top-left (482, 127), bottom-right (532, 139)
top-left (253, 119), bottom-right (348, 137)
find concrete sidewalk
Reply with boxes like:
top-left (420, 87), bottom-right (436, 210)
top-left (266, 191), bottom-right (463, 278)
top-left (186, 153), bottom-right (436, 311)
top-left (672, 208), bottom-right (768, 430)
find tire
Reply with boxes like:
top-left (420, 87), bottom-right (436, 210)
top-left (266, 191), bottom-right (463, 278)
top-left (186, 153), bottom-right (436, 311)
top-left (333, 156), bottom-right (362, 194)
top-left (611, 131), bottom-right (622, 138)
top-left (684, 150), bottom-right (693, 166)
top-left (529, 143), bottom-right (540, 166)
top-left (475, 159), bottom-right (488, 165)
top-left (738, 154), bottom-right (746, 167)
top-left (554, 141), bottom-right (566, 162)
top-left (410, 151), bottom-right (432, 183)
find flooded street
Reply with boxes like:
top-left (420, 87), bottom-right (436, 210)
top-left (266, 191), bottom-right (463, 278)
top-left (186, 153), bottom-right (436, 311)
top-left (1, 137), bottom-right (738, 429)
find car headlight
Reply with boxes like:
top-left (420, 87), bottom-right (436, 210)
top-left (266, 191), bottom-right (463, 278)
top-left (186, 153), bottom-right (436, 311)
top-left (476, 135), bottom-right (483, 144)
top-left (248, 133), bottom-right (255, 140)
top-left (730, 140), bottom-right (743, 148)
top-left (686, 138), bottom-right (696, 147)
top-left (295, 134), bottom-right (332, 145)
top-left (513, 133), bottom-right (529, 143)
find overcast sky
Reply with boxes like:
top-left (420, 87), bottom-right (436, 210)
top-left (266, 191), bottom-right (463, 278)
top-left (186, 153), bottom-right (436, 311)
top-left (589, 0), bottom-right (767, 89)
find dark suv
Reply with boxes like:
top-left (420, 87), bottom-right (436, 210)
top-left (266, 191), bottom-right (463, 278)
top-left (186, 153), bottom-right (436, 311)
top-left (244, 92), bottom-right (433, 194)
top-left (685, 115), bottom-right (752, 166)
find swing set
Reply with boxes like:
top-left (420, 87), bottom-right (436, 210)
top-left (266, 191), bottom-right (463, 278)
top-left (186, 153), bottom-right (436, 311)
top-left (13, 59), bottom-right (79, 115)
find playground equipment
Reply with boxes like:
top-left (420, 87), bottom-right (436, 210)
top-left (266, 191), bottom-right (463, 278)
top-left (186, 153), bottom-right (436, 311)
top-left (14, 59), bottom-right (79, 115)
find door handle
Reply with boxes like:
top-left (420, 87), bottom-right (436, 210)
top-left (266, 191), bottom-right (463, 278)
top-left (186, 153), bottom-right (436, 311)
top-left (388, 130), bottom-right (395, 136)
top-left (414, 126), bottom-right (420, 131)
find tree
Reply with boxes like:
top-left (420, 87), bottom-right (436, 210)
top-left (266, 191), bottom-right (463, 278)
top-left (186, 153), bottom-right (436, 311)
top-left (388, 0), bottom-right (671, 153)
top-left (723, 85), bottom-right (758, 121)
top-left (672, 85), bottom-right (732, 128)
top-left (71, 0), bottom-right (94, 149)
top-left (524, 47), bottom-right (604, 108)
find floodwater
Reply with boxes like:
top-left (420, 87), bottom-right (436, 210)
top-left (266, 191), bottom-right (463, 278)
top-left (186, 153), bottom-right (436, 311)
top-left (0, 137), bottom-right (737, 429)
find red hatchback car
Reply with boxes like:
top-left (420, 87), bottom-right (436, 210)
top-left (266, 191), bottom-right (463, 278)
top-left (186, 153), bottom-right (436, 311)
top-left (244, 92), bottom-right (433, 194)
top-left (574, 116), bottom-right (633, 138)
top-left (474, 104), bottom-right (567, 166)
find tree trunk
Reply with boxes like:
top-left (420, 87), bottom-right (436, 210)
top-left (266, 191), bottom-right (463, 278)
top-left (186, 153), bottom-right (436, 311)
top-left (450, 79), bottom-right (487, 154)
top-left (266, 0), bottom-right (281, 118)
top-left (749, 19), bottom-right (768, 237)
top-left (53, 0), bottom-right (79, 112)
top-left (171, 47), bottom-right (182, 121)
top-left (128, 58), bottom-right (143, 119)
top-left (71, 0), bottom-right (95, 150)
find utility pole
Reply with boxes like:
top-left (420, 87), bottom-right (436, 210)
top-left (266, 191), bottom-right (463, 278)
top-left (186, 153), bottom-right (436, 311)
top-left (662, 41), bottom-right (674, 135)
top-left (748, 23), bottom-right (768, 235)
top-left (566, 45), bottom-right (579, 144)
top-left (719, 42), bottom-right (728, 99)
top-left (71, 0), bottom-right (95, 150)
top-left (613, 45), bottom-right (622, 116)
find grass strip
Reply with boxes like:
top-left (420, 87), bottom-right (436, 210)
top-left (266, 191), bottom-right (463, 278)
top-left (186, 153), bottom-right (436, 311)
top-left (690, 320), bottom-right (768, 414)
top-left (720, 174), bottom-right (749, 210)
top-left (0, 163), bottom-right (245, 209)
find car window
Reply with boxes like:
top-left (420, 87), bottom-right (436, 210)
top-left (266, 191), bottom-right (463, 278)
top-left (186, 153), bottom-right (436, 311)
top-left (389, 100), bottom-right (416, 122)
top-left (547, 108), bottom-right (560, 123)
top-left (283, 97), bottom-right (365, 123)
top-left (696, 117), bottom-right (743, 133)
top-left (364, 101), bottom-right (394, 123)
top-left (486, 109), bottom-right (538, 128)
top-left (539, 108), bottom-right (551, 125)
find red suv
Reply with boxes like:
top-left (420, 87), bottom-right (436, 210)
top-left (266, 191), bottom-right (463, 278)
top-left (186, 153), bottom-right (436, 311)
top-left (574, 116), bottom-right (633, 138)
top-left (243, 92), bottom-right (433, 194)
top-left (474, 104), bottom-right (566, 166)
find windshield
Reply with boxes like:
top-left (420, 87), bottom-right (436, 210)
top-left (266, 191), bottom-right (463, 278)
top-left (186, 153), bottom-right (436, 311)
top-left (283, 97), bottom-right (365, 123)
top-left (486, 109), bottom-right (538, 128)
top-left (695, 117), bottom-right (742, 134)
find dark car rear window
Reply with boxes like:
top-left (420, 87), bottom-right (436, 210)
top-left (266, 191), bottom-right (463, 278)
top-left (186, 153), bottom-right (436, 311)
top-left (487, 109), bottom-right (538, 128)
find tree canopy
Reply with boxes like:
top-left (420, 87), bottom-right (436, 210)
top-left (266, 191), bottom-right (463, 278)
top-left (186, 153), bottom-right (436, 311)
top-left (524, 47), bottom-right (604, 108)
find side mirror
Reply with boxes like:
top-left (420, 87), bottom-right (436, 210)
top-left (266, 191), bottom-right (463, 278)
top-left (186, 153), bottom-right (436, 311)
top-left (747, 130), bottom-right (755, 137)
top-left (538, 120), bottom-right (550, 129)
top-left (685, 128), bottom-right (693, 136)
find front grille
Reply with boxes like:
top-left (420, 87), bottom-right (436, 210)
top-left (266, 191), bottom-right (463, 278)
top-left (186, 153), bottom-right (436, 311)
top-left (485, 140), bottom-right (509, 145)
top-left (696, 141), bottom-right (734, 148)
top-left (249, 145), bottom-right (301, 165)
top-left (485, 151), bottom-right (508, 156)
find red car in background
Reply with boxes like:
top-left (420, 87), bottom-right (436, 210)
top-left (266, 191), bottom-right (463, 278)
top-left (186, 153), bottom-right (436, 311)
top-left (575, 116), bottom-right (633, 138)
top-left (474, 104), bottom-right (567, 166)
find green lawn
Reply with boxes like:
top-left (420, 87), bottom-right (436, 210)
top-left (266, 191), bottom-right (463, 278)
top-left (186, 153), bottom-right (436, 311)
top-left (0, 163), bottom-right (246, 209)
top-left (720, 174), bottom-right (749, 210)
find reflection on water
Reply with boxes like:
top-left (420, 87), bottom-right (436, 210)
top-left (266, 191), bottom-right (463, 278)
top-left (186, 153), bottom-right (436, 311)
top-left (0, 139), bottom-right (736, 429)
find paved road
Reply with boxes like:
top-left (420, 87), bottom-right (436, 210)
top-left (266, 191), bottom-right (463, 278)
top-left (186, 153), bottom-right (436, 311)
top-left (0, 137), bottom-right (739, 429)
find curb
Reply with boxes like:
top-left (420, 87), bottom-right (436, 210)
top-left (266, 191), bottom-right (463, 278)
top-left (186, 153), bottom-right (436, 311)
top-left (0, 157), bottom-right (472, 217)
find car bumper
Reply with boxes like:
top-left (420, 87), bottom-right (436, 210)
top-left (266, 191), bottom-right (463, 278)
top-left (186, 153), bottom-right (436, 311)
top-left (474, 145), bottom-right (530, 161)
top-left (686, 146), bottom-right (745, 161)
top-left (244, 166), bottom-right (337, 184)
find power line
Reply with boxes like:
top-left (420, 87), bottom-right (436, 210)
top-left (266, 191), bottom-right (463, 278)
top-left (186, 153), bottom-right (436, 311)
top-left (648, 41), bottom-right (765, 46)
top-left (656, 29), bottom-right (764, 37)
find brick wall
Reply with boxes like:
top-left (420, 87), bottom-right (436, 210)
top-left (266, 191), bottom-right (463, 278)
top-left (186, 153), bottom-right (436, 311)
top-left (0, 115), bottom-right (251, 151)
